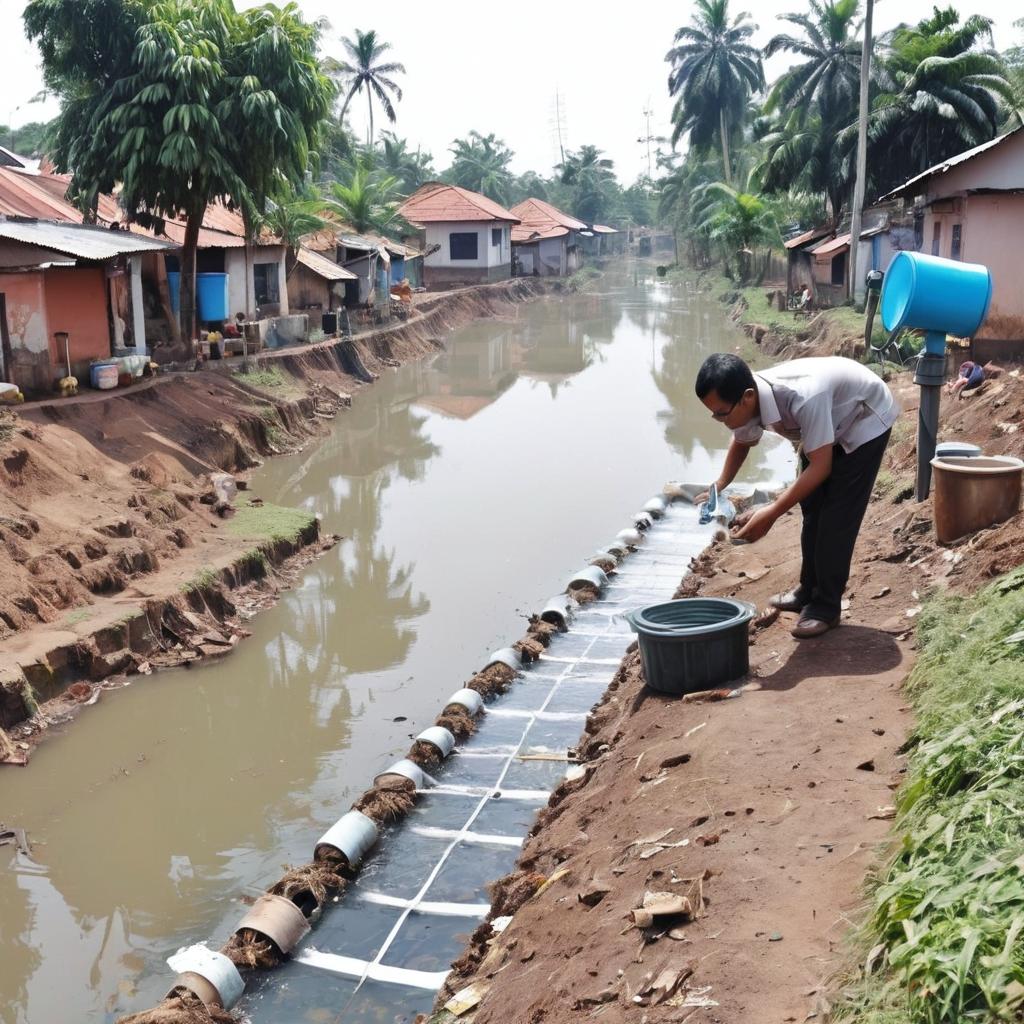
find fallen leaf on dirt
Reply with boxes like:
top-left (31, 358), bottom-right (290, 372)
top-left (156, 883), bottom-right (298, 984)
top-left (856, 759), bottom-right (876, 772)
top-left (659, 753), bottom-right (691, 769)
top-left (631, 828), bottom-right (674, 848)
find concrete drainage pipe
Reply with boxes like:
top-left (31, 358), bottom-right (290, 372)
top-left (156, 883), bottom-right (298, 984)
top-left (234, 893), bottom-right (311, 955)
top-left (565, 566), bottom-right (609, 593)
top-left (486, 648), bottom-right (523, 673)
top-left (166, 946), bottom-right (244, 1011)
top-left (415, 725), bottom-right (456, 759)
top-left (445, 688), bottom-right (484, 716)
top-left (314, 810), bottom-right (379, 869)
top-left (540, 594), bottom-right (573, 629)
top-left (373, 759), bottom-right (428, 789)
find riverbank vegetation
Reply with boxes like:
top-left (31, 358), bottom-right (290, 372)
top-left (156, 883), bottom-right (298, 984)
top-left (658, 1), bottom-right (1021, 285)
top-left (835, 568), bottom-right (1024, 1022)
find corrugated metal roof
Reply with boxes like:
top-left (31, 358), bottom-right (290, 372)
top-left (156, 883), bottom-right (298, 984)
top-left (0, 218), bottom-right (177, 259)
top-left (784, 226), bottom-right (831, 250)
top-left (400, 182), bottom-right (519, 224)
top-left (883, 127), bottom-right (1023, 200)
top-left (510, 198), bottom-right (587, 243)
top-left (295, 246), bottom-right (357, 281)
top-left (811, 233), bottom-right (851, 257)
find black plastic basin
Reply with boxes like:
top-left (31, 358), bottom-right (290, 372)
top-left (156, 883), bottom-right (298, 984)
top-left (626, 598), bottom-right (756, 695)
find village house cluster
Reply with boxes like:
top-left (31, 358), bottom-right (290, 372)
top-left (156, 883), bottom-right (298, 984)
top-left (0, 153), bottom-right (621, 399)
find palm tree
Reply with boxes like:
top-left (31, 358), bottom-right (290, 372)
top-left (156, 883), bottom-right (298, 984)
top-left (331, 29), bottom-right (405, 146)
top-left (445, 131), bottom-right (514, 205)
top-left (665, 0), bottom-right (764, 185)
top-left (320, 159), bottom-right (404, 236)
top-left (258, 188), bottom-right (325, 274)
top-left (696, 183), bottom-right (780, 281)
top-left (765, 0), bottom-right (862, 126)
top-left (376, 130), bottom-right (435, 193)
top-left (557, 145), bottom-right (616, 221)
top-left (859, 10), bottom-right (1012, 191)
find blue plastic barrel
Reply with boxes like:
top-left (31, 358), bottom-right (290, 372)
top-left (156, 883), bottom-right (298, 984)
top-left (880, 251), bottom-right (992, 338)
top-left (196, 273), bottom-right (229, 322)
top-left (166, 271), bottom-right (180, 314)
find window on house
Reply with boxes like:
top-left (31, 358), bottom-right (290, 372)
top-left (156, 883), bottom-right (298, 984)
top-left (491, 227), bottom-right (502, 247)
top-left (449, 232), bottom-right (479, 261)
top-left (254, 262), bottom-right (280, 305)
top-left (931, 222), bottom-right (942, 257)
top-left (951, 224), bottom-right (962, 261)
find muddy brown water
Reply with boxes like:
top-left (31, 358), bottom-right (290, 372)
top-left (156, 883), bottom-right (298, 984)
top-left (0, 265), bottom-right (793, 1022)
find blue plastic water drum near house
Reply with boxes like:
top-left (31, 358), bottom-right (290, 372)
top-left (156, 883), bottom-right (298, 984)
top-left (880, 251), bottom-right (992, 353)
top-left (196, 273), bottom-right (229, 322)
top-left (166, 271), bottom-right (180, 314)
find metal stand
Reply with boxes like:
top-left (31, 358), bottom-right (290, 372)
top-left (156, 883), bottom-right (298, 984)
top-left (914, 332), bottom-right (947, 501)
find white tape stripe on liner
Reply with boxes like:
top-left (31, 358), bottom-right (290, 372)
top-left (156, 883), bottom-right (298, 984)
top-left (423, 785), bottom-right (552, 800)
top-left (297, 949), bottom-right (449, 991)
top-left (409, 824), bottom-right (523, 847)
top-left (358, 891), bottom-right (492, 915)
top-left (487, 708), bottom-right (588, 721)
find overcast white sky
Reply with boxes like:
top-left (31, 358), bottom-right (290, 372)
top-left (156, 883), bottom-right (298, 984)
top-left (0, 0), bottom-right (1020, 182)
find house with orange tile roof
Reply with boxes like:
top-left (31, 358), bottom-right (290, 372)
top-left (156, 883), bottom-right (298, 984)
top-left (399, 183), bottom-right (520, 286)
top-left (509, 198), bottom-right (587, 277)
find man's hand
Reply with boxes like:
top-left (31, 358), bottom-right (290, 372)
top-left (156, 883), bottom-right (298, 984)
top-left (731, 505), bottom-right (777, 543)
top-left (694, 489), bottom-right (711, 506)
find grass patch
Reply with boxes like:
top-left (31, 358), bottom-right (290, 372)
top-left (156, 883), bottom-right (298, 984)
top-left (835, 568), bottom-right (1024, 1023)
top-left (61, 608), bottom-right (93, 628)
top-left (566, 266), bottom-right (603, 293)
top-left (238, 548), bottom-right (269, 575)
top-left (184, 567), bottom-right (219, 594)
top-left (20, 683), bottom-right (39, 718)
top-left (234, 366), bottom-right (289, 390)
top-left (226, 500), bottom-right (316, 544)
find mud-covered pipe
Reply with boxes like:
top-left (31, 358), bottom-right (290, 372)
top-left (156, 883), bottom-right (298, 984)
top-left (446, 688), bottom-right (484, 716)
top-left (540, 594), bottom-right (573, 629)
top-left (616, 527), bottom-right (644, 547)
top-left (314, 810), bottom-right (379, 869)
top-left (373, 759), bottom-right (428, 789)
top-left (415, 725), bottom-right (456, 758)
top-left (166, 946), bottom-right (244, 1011)
top-left (565, 566), bottom-right (609, 592)
top-left (233, 894), bottom-right (311, 955)
top-left (486, 647), bottom-right (523, 672)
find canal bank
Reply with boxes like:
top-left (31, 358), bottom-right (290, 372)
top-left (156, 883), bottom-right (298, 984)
top-left (0, 278), bottom-right (550, 759)
top-left (1, 264), bottom-right (796, 1023)
top-left (423, 289), bottom-right (1024, 1023)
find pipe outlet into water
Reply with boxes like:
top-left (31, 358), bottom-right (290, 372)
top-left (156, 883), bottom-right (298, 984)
top-left (415, 725), bottom-right (456, 758)
top-left (486, 647), bottom-right (523, 672)
top-left (566, 566), bottom-right (609, 592)
top-left (373, 759), bottom-right (428, 789)
top-left (166, 946), bottom-right (244, 1010)
top-left (616, 527), bottom-right (644, 547)
top-left (540, 594), bottom-right (573, 628)
top-left (314, 810), bottom-right (379, 869)
top-left (446, 688), bottom-right (484, 716)
top-left (234, 893), bottom-right (312, 952)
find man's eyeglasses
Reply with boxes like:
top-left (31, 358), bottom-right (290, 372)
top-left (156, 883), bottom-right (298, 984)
top-left (711, 400), bottom-right (738, 421)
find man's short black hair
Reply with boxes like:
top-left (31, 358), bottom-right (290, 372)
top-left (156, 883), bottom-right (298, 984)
top-left (695, 353), bottom-right (755, 403)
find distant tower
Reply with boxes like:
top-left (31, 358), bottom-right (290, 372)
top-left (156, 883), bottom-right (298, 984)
top-left (550, 89), bottom-right (568, 166)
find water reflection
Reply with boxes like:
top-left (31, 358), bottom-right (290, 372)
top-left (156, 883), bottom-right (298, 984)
top-left (0, 263), bottom-right (794, 1024)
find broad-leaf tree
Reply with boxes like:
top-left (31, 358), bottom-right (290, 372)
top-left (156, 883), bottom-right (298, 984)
top-left (27, 0), bottom-right (333, 342)
top-left (666, 0), bottom-right (764, 184)
top-left (329, 28), bottom-right (405, 147)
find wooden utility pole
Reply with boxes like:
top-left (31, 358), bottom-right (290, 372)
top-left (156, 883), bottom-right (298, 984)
top-left (848, 0), bottom-right (874, 303)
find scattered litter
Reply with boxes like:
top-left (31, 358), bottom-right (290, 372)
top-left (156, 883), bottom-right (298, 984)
top-left (666, 985), bottom-right (719, 1009)
top-left (683, 722), bottom-right (707, 739)
top-left (868, 807), bottom-right (896, 820)
top-left (491, 916), bottom-right (512, 934)
top-left (629, 877), bottom-right (704, 928)
top-left (906, 606), bottom-right (923, 618)
top-left (768, 932), bottom-right (784, 942)
top-left (856, 759), bottom-right (876, 772)
top-left (0, 828), bottom-right (30, 856)
top-left (445, 981), bottom-right (488, 1016)
top-left (534, 867), bottom-right (570, 898)
top-left (681, 687), bottom-right (739, 703)
top-left (633, 965), bottom-right (694, 1006)
top-left (872, 586), bottom-right (891, 599)
top-left (753, 606), bottom-right (780, 629)
top-left (630, 828), bottom-right (674, 848)
top-left (660, 753), bottom-right (691, 769)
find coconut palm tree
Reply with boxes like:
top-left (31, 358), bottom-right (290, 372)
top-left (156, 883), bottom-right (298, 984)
top-left (696, 183), bottom-right (780, 281)
top-left (860, 10), bottom-right (1012, 191)
top-left (557, 145), bottom-right (616, 222)
top-left (665, 0), bottom-right (764, 185)
top-left (375, 130), bottom-right (435, 193)
top-left (320, 159), bottom-right (404, 236)
top-left (258, 188), bottom-right (325, 274)
top-left (331, 29), bottom-right (405, 146)
top-left (445, 131), bottom-right (515, 205)
top-left (765, 0), bottom-right (862, 126)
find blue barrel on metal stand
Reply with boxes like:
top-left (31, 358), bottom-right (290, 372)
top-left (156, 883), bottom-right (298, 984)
top-left (196, 273), bottom-right (229, 323)
top-left (879, 251), bottom-right (992, 500)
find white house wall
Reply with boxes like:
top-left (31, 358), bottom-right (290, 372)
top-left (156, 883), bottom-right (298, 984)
top-left (225, 245), bottom-right (289, 318)
top-left (425, 221), bottom-right (510, 270)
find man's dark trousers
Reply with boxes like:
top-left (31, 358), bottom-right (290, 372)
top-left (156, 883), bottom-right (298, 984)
top-left (797, 429), bottom-right (891, 622)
